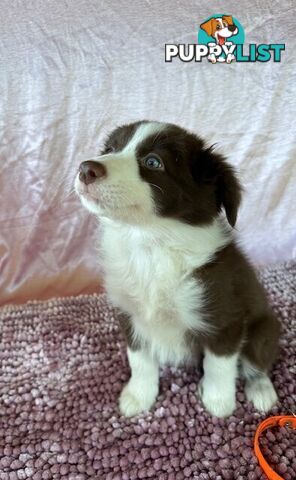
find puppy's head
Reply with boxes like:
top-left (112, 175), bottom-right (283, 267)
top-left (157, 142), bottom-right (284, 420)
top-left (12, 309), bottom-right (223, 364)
top-left (75, 121), bottom-right (241, 227)
top-left (200, 16), bottom-right (238, 45)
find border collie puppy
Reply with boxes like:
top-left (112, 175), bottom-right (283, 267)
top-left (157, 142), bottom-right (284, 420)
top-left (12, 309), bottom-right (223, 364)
top-left (75, 121), bottom-right (280, 418)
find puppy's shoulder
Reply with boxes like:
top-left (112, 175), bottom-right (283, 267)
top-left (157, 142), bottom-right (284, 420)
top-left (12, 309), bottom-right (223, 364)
top-left (195, 241), bottom-right (268, 312)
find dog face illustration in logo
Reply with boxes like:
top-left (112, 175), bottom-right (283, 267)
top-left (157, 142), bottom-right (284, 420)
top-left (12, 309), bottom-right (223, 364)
top-left (200, 15), bottom-right (238, 63)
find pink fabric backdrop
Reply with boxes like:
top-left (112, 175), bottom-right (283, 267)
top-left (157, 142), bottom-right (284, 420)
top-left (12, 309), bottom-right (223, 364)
top-left (0, 0), bottom-right (295, 305)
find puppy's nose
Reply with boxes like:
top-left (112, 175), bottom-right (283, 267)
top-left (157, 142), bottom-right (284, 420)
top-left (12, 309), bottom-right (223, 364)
top-left (79, 160), bottom-right (107, 185)
top-left (228, 24), bottom-right (237, 32)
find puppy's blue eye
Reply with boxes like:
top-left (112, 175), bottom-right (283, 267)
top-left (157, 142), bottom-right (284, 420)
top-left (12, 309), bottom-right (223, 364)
top-left (144, 156), bottom-right (163, 170)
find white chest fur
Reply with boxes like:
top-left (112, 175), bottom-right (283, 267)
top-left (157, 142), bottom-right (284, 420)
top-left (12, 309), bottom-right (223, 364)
top-left (99, 218), bottom-right (229, 366)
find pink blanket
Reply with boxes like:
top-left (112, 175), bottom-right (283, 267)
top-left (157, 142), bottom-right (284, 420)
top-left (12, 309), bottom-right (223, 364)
top-left (0, 262), bottom-right (295, 479)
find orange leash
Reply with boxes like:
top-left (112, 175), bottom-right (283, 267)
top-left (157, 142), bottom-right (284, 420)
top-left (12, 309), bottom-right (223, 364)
top-left (254, 415), bottom-right (296, 480)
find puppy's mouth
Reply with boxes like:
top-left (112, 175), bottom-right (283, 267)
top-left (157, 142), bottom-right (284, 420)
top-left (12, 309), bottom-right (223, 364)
top-left (217, 34), bottom-right (226, 46)
top-left (80, 190), bottom-right (98, 202)
top-left (76, 184), bottom-right (100, 203)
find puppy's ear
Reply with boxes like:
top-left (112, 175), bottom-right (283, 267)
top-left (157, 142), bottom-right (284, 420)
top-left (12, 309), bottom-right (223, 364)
top-left (200, 18), bottom-right (215, 37)
top-left (222, 15), bottom-right (234, 26)
top-left (191, 146), bottom-right (242, 227)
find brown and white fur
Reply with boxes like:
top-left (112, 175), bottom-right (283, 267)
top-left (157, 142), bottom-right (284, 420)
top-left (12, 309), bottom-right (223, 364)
top-left (200, 15), bottom-right (238, 64)
top-left (74, 121), bottom-right (280, 418)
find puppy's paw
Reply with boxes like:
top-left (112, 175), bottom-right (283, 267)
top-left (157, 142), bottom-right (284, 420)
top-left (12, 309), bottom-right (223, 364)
top-left (119, 382), bottom-right (157, 417)
top-left (198, 379), bottom-right (236, 418)
top-left (245, 376), bottom-right (278, 412)
top-left (207, 54), bottom-right (217, 64)
top-left (201, 393), bottom-right (236, 418)
top-left (226, 53), bottom-right (235, 63)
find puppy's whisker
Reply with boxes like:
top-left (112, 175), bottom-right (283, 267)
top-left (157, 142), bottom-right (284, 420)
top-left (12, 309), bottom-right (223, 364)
top-left (148, 183), bottom-right (164, 195)
top-left (62, 189), bottom-right (76, 201)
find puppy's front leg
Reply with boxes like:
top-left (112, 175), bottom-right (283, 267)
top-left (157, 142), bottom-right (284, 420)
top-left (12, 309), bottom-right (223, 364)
top-left (199, 349), bottom-right (238, 417)
top-left (119, 348), bottom-right (159, 417)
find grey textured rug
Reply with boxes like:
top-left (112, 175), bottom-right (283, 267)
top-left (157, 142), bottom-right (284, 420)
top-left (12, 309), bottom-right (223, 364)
top-left (0, 263), bottom-right (295, 480)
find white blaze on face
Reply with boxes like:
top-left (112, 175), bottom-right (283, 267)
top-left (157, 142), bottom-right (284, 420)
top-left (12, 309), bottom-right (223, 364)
top-left (214, 18), bottom-right (237, 45)
top-left (75, 121), bottom-right (166, 222)
top-left (122, 122), bottom-right (164, 154)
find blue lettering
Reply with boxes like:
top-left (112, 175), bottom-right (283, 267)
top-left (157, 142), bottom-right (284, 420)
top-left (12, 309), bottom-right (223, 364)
top-left (270, 44), bottom-right (285, 62)
top-left (235, 44), bottom-right (249, 62)
top-left (257, 44), bottom-right (271, 62)
top-left (250, 44), bottom-right (257, 62)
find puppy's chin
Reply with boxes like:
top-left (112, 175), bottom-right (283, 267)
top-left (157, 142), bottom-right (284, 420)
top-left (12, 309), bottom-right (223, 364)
top-left (75, 176), bottom-right (107, 216)
top-left (79, 194), bottom-right (104, 216)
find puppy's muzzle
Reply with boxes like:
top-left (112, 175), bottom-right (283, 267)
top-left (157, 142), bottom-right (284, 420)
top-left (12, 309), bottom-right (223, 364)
top-left (79, 160), bottom-right (107, 185)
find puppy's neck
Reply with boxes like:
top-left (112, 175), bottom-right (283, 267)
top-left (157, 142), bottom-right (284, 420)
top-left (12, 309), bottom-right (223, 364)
top-left (100, 215), bottom-right (231, 266)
